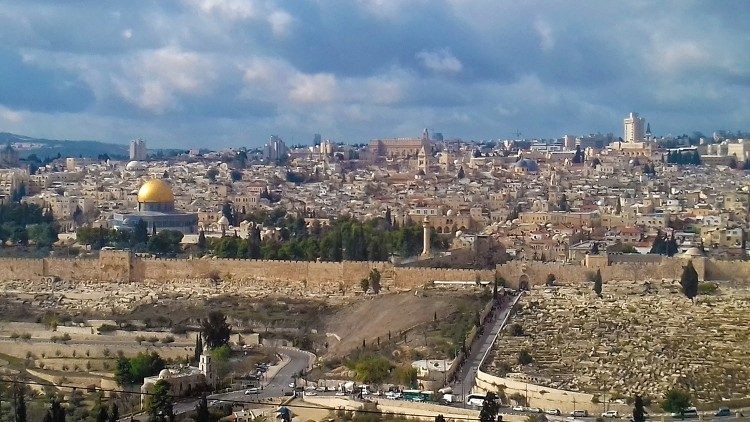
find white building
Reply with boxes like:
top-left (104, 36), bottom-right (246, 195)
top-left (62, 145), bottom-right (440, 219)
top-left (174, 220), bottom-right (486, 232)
top-left (129, 138), bottom-right (148, 161)
top-left (140, 353), bottom-right (216, 408)
top-left (624, 112), bottom-right (646, 143)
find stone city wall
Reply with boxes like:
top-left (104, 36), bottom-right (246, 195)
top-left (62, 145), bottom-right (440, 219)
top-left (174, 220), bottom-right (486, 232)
top-left (0, 250), bottom-right (730, 291)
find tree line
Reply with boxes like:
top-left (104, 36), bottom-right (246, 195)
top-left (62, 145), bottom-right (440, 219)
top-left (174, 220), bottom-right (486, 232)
top-left (0, 202), bottom-right (58, 249)
top-left (207, 210), bottom-right (449, 261)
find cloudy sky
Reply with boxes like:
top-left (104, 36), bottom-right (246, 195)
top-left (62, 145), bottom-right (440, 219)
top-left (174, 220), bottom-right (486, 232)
top-left (0, 0), bottom-right (748, 148)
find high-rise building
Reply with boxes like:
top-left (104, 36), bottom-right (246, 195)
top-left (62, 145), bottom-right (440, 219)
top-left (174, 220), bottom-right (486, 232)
top-left (129, 138), bottom-right (147, 161)
top-left (313, 133), bottom-right (322, 146)
top-left (263, 135), bottom-right (289, 162)
top-left (624, 112), bottom-right (646, 143)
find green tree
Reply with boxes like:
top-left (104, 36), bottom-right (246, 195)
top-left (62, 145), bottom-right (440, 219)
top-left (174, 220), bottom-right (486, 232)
top-left (351, 356), bottom-right (392, 384)
top-left (107, 403), bottom-right (119, 422)
top-left (210, 345), bottom-right (232, 379)
top-left (594, 268), bottom-right (603, 297)
top-left (368, 268), bottom-right (381, 293)
top-left (147, 230), bottom-right (183, 254)
top-left (661, 388), bottom-right (691, 418)
top-left (545, 273), bottom-right (556, 286)
top-left (95, 406), bottom-right (107, 422)
top-left (206, 168), bottom-right (219, 182)
top-left (360, 278), bottom-right (369, 293)
top-left (394, 365), bottom-right (418, 388)
top-left (680, 261), bottom-right (699, 301)
top-left (195, 394), bottom-right (209, 422)
top-left (202, 311), bottom-right (231, 349)
top-left (132, 219), bottom-right (149, 245)
top-left (45, 397), bottom-right (65, 422)
top-left (633, 395), bottom-right (646, 422)
top-left (13, 383), bottom-right (26, 422)
top-left (479, 391), bottom-right (499, 422)
top-left (435, 416), bottom-right (446, 422)
top-left (145, 379), bottom-right (174, 421)
top-left (114, 356), bottom-right (132, 385)
top-left (129, 352), bottom-right (166, 384)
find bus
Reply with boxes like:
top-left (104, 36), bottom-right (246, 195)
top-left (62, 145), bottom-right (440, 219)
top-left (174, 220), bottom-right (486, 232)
top-left (466, 393), bottom-right (487, 407)
top-left (402, 390), bottom-right (434, 402)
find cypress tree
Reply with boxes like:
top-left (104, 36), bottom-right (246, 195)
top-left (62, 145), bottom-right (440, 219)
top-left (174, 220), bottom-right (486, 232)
top-left (195, 334), bottom-right (203, 363)
top-left (681, 260), bottom-right (699, 302)
top-left (594, 268), bottom-right (603, 297)
top-left (633, 395), bottom-right (646, 422)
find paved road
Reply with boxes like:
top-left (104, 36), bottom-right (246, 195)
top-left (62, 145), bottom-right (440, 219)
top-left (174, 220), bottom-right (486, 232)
top-left (172, 347), bottom-right (314, 415)
top-left (451, 293), bottom-right (520, 401)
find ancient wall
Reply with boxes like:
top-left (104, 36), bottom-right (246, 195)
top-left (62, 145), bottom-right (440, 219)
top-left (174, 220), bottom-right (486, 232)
top-left (705, 259), bottom-right (750, 282)
top-left (0, 252), bottom-right (727, 291)
top-left (497, 256), bottom-right (707, 289)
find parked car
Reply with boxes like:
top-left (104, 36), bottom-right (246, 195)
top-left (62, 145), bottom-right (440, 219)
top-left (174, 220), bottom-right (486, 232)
top-left (512, 406), bottom-right (525, 412)
top-left (305, 391), bottom-right (318, 396)
top-left (570, 410), bottom-right (589, 417)
top-left (546, 409), bottom-right (561, 416)
top-left (335, 391), bottom-right (347, 396)
top-left (602, 410), bottom-right (620, 418)
top-left (671, 407), bottom-right (698, 418)
top-left (244, 387), bottom-right (260, 395)
top-left (529, 408), bottom-right (542, 413)
top-left (715, 407), bottom-right (731, 417)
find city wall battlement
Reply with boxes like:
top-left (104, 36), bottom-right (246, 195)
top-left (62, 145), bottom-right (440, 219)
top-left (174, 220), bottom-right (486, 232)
top-left (0, 250), bottom-right (734, 292)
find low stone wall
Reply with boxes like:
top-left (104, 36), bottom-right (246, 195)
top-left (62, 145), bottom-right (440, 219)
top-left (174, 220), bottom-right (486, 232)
top-left (474, 370), bottom-right (597, 414)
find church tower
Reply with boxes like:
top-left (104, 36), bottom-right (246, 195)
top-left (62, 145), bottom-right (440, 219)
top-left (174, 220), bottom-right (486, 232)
top-left (417, 146), bottom-right (429, 174)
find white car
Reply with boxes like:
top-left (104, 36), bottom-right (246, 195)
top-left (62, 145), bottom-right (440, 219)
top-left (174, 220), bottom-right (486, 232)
top-left (305, 391), bottom-right (317, 396)
top-left (546, 409), bottom-right (561, 415)
top-left (335, 391), bottom-right (346, 396)
top-left (288, 382), bottom-right (295, 388)
top-left (602, 410), bottom-right (620, 418)
top-left (512, 406), bottom-right (525, 412)
top-left (244, 388), bottom-right (260, 395)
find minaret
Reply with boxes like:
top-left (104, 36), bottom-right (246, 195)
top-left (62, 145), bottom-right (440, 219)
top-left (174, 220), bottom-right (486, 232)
top-left (422, 216), bottom-right (431, 256)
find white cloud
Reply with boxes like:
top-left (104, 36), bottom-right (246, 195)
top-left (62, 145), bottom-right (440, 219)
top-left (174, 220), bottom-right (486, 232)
top-left (416, 48), bottom-right (463, 74)
top-left (113, 47), bottom-right (216, 113)
top-left (121, 28), bottom-right (133, 40)
top-left (268, 10), bottom-right (293, 37)
top-left (289, 73), bottom-right (339, 104)
top-left (0, 107), bottom-right (23, 124)
top-left (534, 18), bottom-right (554, 52)
top-left (184, 0), bottom-right (259, 20)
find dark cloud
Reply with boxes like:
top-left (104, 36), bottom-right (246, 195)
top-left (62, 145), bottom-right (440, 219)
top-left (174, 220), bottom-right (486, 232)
top-left (0, 0), bottom-right (748, 146)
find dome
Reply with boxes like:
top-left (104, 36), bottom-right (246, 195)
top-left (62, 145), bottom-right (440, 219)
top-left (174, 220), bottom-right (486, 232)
top-left (682, 247), bottom-right (704, 258)
top-left (514, 158), bottom-right (538, 172)
top-left (158, 369), bottom-right (172, 379)
top-left (126, 161), bottom-right (144, 171)
top-left (137, 179), bottom-right (174, 204)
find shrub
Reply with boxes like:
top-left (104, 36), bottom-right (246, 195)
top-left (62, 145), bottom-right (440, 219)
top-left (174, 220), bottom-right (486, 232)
top-left (9, 332), bottom-right (19, 339)
top-left (97, 324), bottom-right (118, 333)
top-left (161, 335), bottom-right (175, 344)
top-left (147, 336), bottom-right (159, 344)
top-left (517, 349), bottom-right (533, 365)
top-left (21, 332), bottom-right (31, 340)
top-left (135, 335), bottom-right (146, 344)
top-left (510, 323), bottom-right (524, 337)
top-left (698, 282), bottom-right (718, 295)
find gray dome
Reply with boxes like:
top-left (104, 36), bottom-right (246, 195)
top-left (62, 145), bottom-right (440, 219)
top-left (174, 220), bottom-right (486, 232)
top-left (514, 158), bottom-right (539, 172)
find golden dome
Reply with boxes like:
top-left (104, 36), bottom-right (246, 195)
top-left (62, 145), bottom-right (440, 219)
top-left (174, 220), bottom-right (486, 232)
top-left (137, 179), bottom-right (175, 203)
